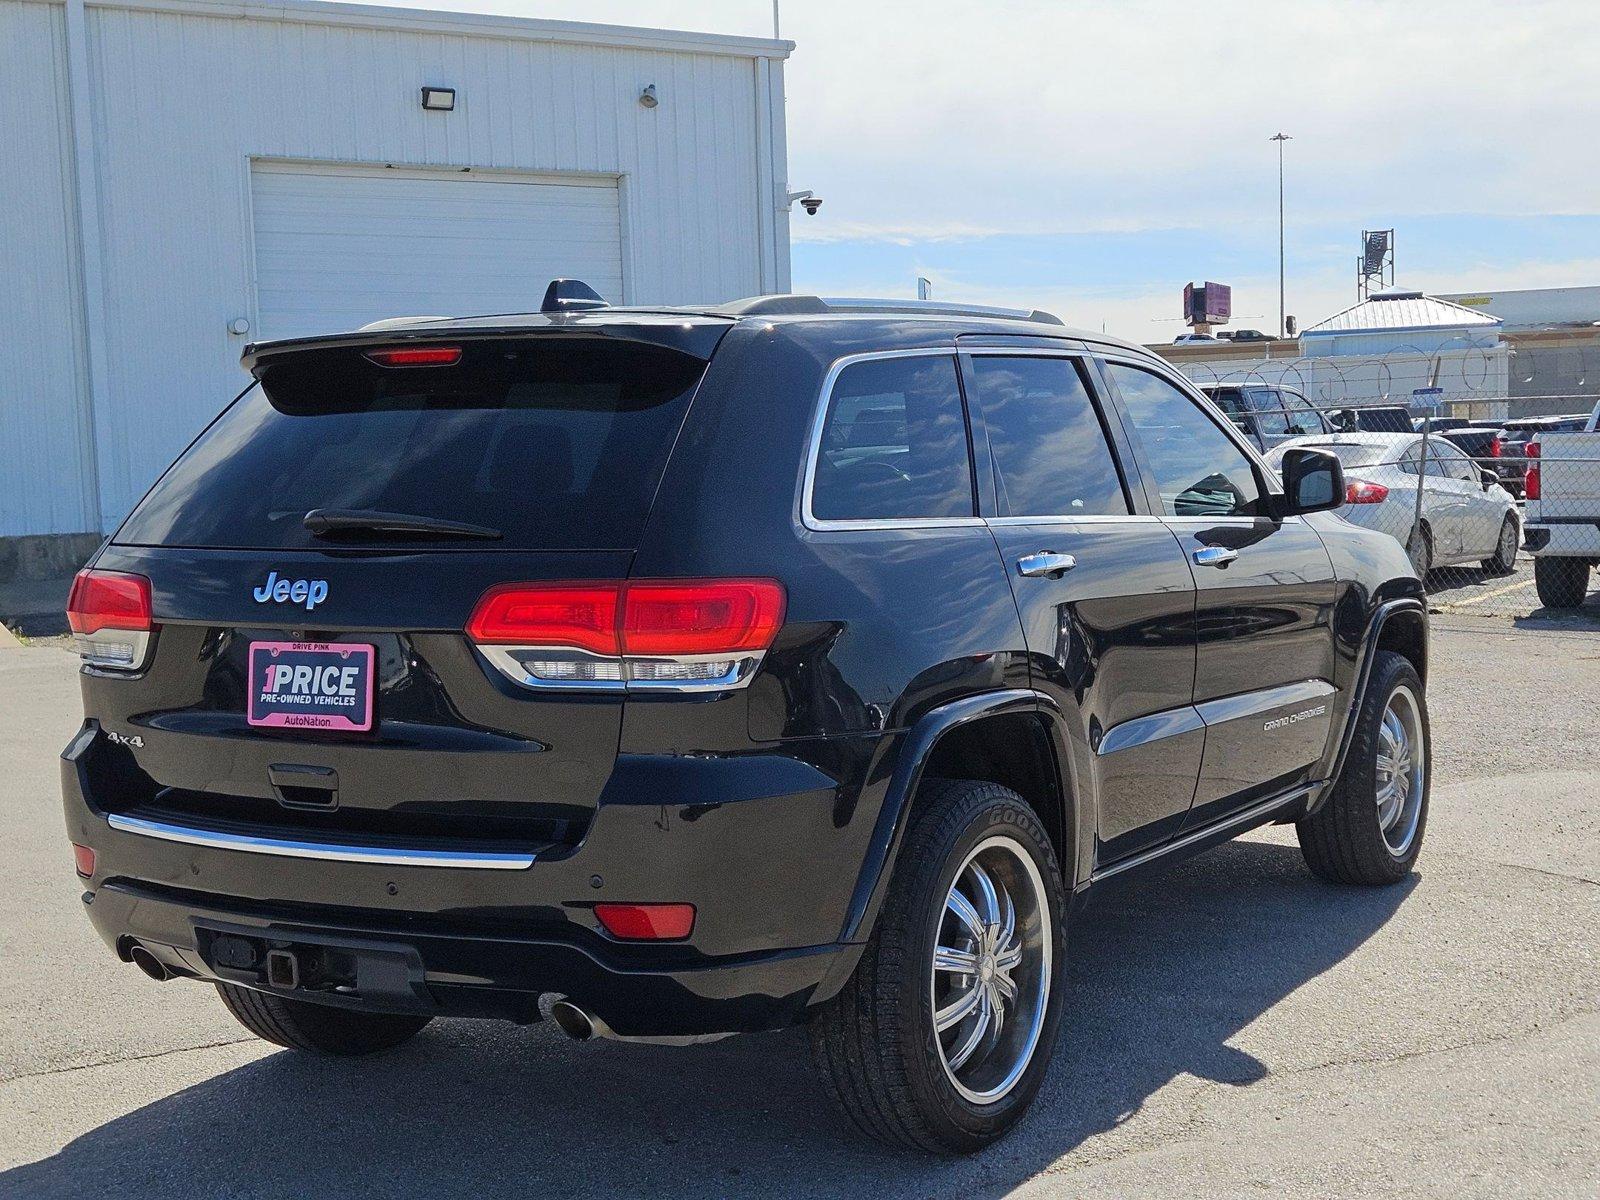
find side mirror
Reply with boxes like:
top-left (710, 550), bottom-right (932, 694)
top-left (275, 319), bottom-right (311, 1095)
top-left (1278, 448), bottom-right (1344, 516)
top-left (1480, 468), bottom-right (1500, 490)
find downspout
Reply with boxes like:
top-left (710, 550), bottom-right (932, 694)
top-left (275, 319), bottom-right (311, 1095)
top-left (63, 0), bottom-right (113, 533)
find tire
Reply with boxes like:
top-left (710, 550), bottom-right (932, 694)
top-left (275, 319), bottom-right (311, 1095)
top-left (1405, 523), bottom-right (1433, 580)
top-left (1297, 650), bottom-right (1429, 885)
top-left (1483, 515), bottom-right (1519, 575)
top-left (216, 982), bottom-right (431, 1055)
top-left (809, 779), bottom-right (1066, 1154)
top-left (1534, 557), bottom-right (1591, 609)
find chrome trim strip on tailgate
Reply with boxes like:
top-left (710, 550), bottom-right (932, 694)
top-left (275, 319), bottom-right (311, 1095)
top-left (105, 813), bottom-right (536, 870)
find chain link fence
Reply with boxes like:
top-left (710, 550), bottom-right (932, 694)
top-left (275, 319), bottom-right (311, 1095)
top-left (1183, 370), bottom-right (1600, 621)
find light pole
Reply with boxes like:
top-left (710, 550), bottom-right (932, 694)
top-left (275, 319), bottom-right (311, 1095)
top-left (1271, 132), bottom-right (1291, 339)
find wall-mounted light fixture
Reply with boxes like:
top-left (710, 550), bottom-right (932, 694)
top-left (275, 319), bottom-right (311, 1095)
top-left (638, 83), bottom-right (659, 109)
top-left (420, 87), bottom-right (456, 112)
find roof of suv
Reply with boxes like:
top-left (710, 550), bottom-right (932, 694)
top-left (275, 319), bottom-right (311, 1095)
top-left (240, 291), bottom-right (1150, 370)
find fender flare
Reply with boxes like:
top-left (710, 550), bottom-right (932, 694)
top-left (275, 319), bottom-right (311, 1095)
top-left (835, 688), bottom-right (1060, 946)
top-left (1306, 595), bottom-right (1428, 816)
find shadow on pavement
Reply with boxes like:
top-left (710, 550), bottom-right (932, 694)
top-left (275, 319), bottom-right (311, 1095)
top-left (4, 839), bottom-right (1412, 1199)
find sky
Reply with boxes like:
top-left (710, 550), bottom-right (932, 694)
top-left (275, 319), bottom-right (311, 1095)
top-left (362, 0), bottom-right (1600, 340)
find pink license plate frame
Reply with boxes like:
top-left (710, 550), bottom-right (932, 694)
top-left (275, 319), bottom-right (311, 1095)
top-left (247, 641), bottom-right (375, 732)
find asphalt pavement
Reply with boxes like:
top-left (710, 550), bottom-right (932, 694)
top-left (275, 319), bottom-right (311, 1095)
top-left (1, 621), bottom-right (1596, 1198)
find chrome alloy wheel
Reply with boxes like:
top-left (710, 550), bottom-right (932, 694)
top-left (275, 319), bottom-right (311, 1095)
top-left (930, 836), bottom-right (1052, 1105)
top-left (1375, 684), bottom-right (1426, 856)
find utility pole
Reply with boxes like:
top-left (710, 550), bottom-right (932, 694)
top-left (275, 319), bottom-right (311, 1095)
top-left (772, 0), bottom-right (781, 38)
top-left (1271, 132), bottom-right (1291, 339)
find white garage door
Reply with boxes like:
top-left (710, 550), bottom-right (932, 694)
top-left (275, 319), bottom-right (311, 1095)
top-left (250, 162), bottom-right (625, 339)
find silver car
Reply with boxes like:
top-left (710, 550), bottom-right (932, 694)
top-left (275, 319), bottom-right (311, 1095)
top-left (1266, 432), bottom-right (1521, 577)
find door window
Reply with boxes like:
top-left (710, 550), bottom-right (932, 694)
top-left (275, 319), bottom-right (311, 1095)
top-left (1106, 364), bottom-right (1265, 518)
top-left (810, 355), bottom-right (974, 522)
top-left (968, 356), bottom-right (1130, 517)
top-left (1244, 388), bottom-right (1292, 437)
top-left (1433, 443), bottom-right (1479, 482)
top-left (1280, 390), bottom-right (1324, 435)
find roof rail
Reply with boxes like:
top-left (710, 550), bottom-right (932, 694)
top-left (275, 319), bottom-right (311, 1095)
top-left (714, 295), bottom-right (1064, 326)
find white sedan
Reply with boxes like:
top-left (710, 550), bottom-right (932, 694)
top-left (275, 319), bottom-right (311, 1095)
top-left (1266, 432), bottom-right (1521, 577)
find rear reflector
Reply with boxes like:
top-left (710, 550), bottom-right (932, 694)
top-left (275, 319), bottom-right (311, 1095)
top-left (1345, 479), bottom-right (1390, 504)
top-left (594, 903), bottom-right (696, 941)
top-left (72, 842), bottom-right (96, 878)
top-left (364, 346), bottom-right (463, 367)
top-left (66, 570), bottom-right (154, 670)
top-left (467, 578), bottom-right (785, 692)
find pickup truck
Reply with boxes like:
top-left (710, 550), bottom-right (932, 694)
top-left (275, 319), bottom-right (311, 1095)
top-left (1524, 399), bottom-right (1600, 608)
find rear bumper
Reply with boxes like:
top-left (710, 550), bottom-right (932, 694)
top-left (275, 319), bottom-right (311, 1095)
top-left (77, 878), bottom-right (859, 1035)
top-left (62, 721), bottom-right (883, 1035)
top-left (1525, 521), bottom-right (1600, 556)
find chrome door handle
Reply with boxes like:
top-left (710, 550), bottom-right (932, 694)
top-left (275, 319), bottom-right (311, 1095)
top-left (1016, 551), bottom-right (1077, 578)
top-left (1192, 545), bottom-right (1239, 568)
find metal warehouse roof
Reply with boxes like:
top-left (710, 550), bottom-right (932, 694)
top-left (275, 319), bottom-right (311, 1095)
top-left (1305, 289), bottom-right (1503, 335)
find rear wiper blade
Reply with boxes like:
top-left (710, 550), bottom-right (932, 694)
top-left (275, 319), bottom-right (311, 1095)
top-left (303, 508), bottom-right (501, 540)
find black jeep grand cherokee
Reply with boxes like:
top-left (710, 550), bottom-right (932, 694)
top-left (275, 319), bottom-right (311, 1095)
top-left (62, 286), bottom-right (1429, 1153)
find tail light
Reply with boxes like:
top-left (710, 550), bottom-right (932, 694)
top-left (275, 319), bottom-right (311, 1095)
top-left (468, 578), bottom-right (785, 692)
top-left (363, 346), bottom-right (462, 367)
top-left (1488, 436), bottom-right (1502, 458)
top-left (594, 902), bottom-right (696, 941)
top-left (1345, 479), bottom-right (1389, 504)
top-left (65, 569), bottom-right (154, 670)
top-left (1525, 441), bottom-right (1540, 501)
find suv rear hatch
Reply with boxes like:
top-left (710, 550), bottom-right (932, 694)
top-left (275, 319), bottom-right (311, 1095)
top-left (78, 323), bottom-right (726, 860)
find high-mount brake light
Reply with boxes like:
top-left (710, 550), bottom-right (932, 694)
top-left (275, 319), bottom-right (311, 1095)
top-left (1344, 479), bottom-right (1389, 505)
top-left (66, 569), bottom-right (154, 670)
top-left (467, 579), bottom-right (786, 692)
top-left (364, 346), bottom-right (463, 367)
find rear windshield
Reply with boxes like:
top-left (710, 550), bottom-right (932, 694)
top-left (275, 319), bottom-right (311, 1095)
top-left (117, 337), bottom-right (707, 551)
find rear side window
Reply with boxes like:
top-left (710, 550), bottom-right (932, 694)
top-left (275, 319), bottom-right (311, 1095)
top-left (116, 338), bottom-right (706, 551)
top-left (968, 356), bottom-right (1129, 517)
top-left (810, 355), bottom-right (974, 522)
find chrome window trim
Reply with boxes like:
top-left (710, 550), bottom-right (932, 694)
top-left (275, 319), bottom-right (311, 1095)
top-left (106, 813), bottom-right (537, 870)
top-left (984, 514), bottom-right (1162, 526)
top-left (798, 348), bottom-right (984, 533)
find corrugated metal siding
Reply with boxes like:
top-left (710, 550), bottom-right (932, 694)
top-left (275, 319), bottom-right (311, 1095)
top-left (0, 1), bottom-right (96, 537)
top-left (248, 162), bottom-right (625, 338)
top-left (4, 0), bottom-right (784, 535)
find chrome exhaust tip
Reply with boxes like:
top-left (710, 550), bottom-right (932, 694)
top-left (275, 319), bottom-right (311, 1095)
top-left (549, 999), bottom-right (597, 1041)
top-left (128, 943), bottom-right (174, 982)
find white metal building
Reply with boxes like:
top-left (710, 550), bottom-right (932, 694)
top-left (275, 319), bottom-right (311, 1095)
top-left (1, 0), bottom-right (794, 550)
top-left (1300, 289), bottom-right (1503, 358)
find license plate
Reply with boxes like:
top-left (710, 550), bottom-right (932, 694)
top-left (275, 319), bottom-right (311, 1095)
top-left (247, 641), bottom-right (375, 732)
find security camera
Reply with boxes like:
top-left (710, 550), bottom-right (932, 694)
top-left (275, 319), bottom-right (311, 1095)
top-left (786, 189), bottom-right (822, 216)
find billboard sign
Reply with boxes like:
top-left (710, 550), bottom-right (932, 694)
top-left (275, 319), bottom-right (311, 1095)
top-left (1183, 281), bottom-right (1232, 326)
